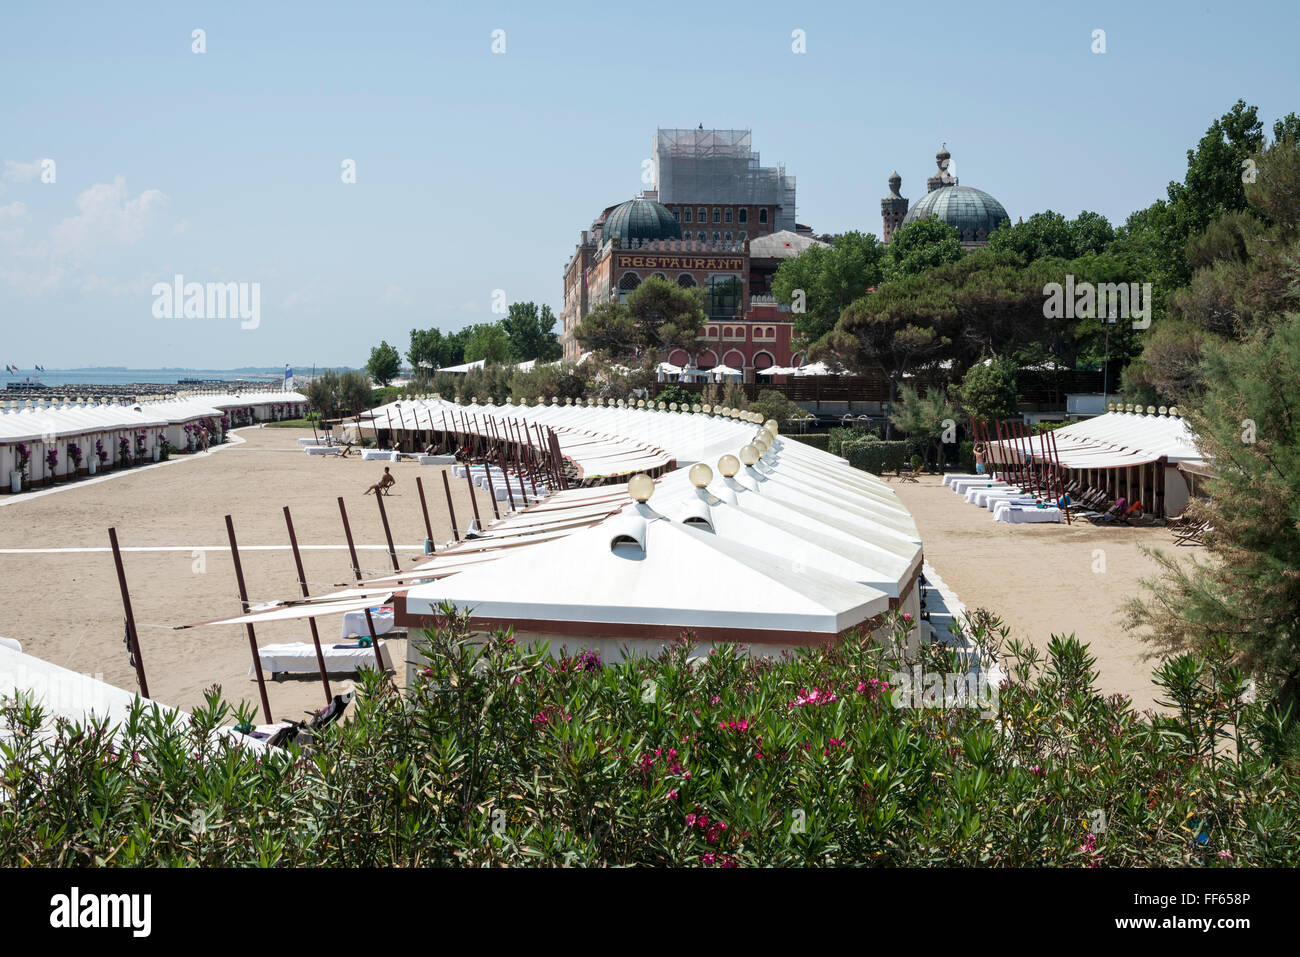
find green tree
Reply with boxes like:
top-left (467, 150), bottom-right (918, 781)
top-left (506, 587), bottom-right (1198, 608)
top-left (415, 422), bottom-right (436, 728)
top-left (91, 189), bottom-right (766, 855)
top-left (1129, 311), bottom-right (1300, 740)
top-left (770, 230), bottom-right (884, 344)
top-left (985, 210), bottom-right (1115, 264)
top-left (339, 370), bottom-right (373, 415)
top-left (408, 327), bottom-right (465, 374)
top-left (462, 323), bottom-right (511, 364)
top-left (502, 302), bottom-right (563, 363)
top-left (888, 385), bottom-right (956, 470)
top-left (881, 217), bottom-right (964, 283)
top-left (575, 276), bottom-right (705, 363)
top-left (954, 356), bottom-right (1019, 423)
top-left (366, 340), bottom-right (401, 387)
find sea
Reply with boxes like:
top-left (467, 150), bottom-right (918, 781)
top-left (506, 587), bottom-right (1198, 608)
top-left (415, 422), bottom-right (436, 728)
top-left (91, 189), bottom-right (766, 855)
top-left (3, 369), bottom-right (292, 389)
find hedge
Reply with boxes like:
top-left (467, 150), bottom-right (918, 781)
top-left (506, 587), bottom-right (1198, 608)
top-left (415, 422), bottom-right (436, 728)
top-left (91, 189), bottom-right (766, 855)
top-left (787, 433), bottom-right (830, 451)
top-left (842, 438), bottom-right (914, 475)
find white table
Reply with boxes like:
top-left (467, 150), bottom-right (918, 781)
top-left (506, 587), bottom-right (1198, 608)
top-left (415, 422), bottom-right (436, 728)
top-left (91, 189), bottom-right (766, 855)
top-left (340, 604), bottom-right (395, 639)
top-left (361, 449), bottom-right (397, 461)
top-left (993, 503), bottom-right (1063, 524)
top-left (419, 454), bottom-right (456, 465)
top-left (251, 640), bottom-right (393, 676)
top-left (304, 445), bottom-right (340, 455)
top-left (950, 478), bottom-right (1008, 495)
top-left (967, 487), bottom-right (1031, 507)
top-left (942, 473), bottom-right (983, 487)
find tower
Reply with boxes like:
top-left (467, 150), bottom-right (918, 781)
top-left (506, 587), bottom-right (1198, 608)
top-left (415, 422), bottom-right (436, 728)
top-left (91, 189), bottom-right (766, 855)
top-left (926, 145), bottom-right (958, 193)
top-left (881, 171), bottom-right (908, 243)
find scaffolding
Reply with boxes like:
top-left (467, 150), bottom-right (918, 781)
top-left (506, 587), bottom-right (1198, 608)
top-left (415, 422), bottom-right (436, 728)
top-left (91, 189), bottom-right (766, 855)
top-left (653, 128), bottom-right (797, 232)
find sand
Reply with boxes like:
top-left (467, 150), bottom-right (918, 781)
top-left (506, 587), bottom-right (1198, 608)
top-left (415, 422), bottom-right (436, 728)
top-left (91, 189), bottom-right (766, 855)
top-left (889, 475), bottom-right (1186, 712)
top-left (0, 432), bottom-right (1186, 721)
top-left (0, 427), bottom-right (485, 721)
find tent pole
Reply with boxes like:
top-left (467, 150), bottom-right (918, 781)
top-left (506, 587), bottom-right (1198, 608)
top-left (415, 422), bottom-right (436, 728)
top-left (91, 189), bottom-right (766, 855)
top-left (362, 606), bottom-right (388, 677)
top-left (108, 527), bottom-right (150, 699)
top-left (375, 486), bottom-right (400, 573)
top-left (283, 506), bottom-right (332, 702)
top-left (337, 496), bottom-right (362, 582)
top-left (224, 514), bottom-right (273, 724)
top-left (441, 470), bottom-right (460, 541)
top-left (416, 476), bottom-right (436, 549)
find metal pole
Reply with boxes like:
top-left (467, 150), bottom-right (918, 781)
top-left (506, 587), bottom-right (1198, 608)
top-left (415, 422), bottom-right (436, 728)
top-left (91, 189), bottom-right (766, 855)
top-left (283, 506), bottom-right (332, 701)
top-left (375, 486), bottom-right (400, 573)
top-left (108, 527), bottom-right (150, 699)
top-left (441, 470), bottom-right (460, 541)
top-left (416, 475), bottom-right (436, 549)
top-left (224, 514), bottom-right (273, 723)
top-left (338, 496), bottom-right (362, 581)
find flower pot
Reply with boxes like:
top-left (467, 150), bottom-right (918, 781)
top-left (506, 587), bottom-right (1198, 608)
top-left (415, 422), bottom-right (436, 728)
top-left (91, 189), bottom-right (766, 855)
top-left (9, 471), bottom-right (20, 494)
top-left (153, 447), bottom-right (161, 463)
top-left (88, 459), bottom-right (97, 475)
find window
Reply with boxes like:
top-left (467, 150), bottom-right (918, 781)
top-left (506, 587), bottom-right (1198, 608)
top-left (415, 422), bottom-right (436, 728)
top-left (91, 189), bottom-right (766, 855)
top-left (712, 208), bottom-right (721, 223)
top-left (740, 231), bottom-right (747, 240)
top-left (724, 232), bottom-right (731, 241)
top-left (724, 208), bottom-right (732, 223)
top-left (677, 274), bottom-right (697, 288)
top-left (673, 208), bottom-right (680, 221)
top-left (712, 232), bottom-right (720, 242)
top-left (683, 207), bottom-right (692, 223)
top-left (738, 208), bottom-right (748, 224)
top-left (698, 232), bottom-right (705, 241)
top-left (698, 207), bottom-right (707, 223)
top-left (759, 208), bottom-right (768, 224)
top-left (618, 272), bottom-right (641, 293)
top-left (706, 275), bottom-right (743, 319)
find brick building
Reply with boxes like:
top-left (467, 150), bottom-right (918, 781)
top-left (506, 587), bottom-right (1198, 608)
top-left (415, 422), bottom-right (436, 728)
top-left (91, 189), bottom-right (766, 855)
top-left (561, 128), bottom-right (822, 378)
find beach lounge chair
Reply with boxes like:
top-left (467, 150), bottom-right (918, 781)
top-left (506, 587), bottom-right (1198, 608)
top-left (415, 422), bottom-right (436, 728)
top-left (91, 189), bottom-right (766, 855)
top-left (1174, 518), bottom-right (1211, 546)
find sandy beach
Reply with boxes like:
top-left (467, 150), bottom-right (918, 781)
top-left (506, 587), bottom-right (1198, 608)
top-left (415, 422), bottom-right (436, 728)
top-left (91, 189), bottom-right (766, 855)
top-left (1, 430), bottom-right (1186, 720)
top-left (0, 427), bottom-right (481, 721)
top-left (891, 475), bottom-right (1184, 711)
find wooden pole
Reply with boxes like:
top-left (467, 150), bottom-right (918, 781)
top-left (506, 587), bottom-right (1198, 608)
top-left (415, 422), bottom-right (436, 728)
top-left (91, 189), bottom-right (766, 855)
top-left (375, 487), bottom-right (400, 573)
top-left (441, 470), bottom-right (460, 541)
top-left (482, 455), bottom-right (501, 519)
top-left (498, 447), bottom-right (516, 510)
top-left (283, 506), bottom-right (332, 701)
top-left (464, 457), bottom-right (483, 528)
top-left (416, 475), bottom-right (435, 549)
top-left (107, 527), bottom-right (150, 699)
top-left (362, 606), bottom-right (388, 676)
top-left (338, 496), bottom-right (362, 581)
top-left (224, 514), bottom-right (273, 724)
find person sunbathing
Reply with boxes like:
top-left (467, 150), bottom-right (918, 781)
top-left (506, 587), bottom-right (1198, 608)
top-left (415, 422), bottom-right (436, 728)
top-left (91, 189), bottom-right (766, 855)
top-left (364, 466), bottom-right (396, 496)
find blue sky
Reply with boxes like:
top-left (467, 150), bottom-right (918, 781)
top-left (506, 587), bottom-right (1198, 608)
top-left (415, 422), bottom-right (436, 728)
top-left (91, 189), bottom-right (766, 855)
top-left (1, 0), bottom-right (1296, 369)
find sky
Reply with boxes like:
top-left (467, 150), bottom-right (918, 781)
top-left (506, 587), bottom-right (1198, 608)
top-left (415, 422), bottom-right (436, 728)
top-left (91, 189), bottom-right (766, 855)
top-left (1, 0), bottom-right (1297, 370)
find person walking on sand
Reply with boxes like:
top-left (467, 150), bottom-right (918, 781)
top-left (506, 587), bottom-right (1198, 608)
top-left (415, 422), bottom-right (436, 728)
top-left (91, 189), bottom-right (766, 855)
top-left (364, 466), bottom-right (396, 496)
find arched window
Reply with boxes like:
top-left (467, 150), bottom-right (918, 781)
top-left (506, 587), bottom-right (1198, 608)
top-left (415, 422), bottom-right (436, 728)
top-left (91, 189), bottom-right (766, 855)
top-left (697, 232), bottom-right (706, 242)
top-left (672, 208), bottom-right (680, 221)
top-left (753, 351), bottom-right (774, 371)
top-left (683, 207), bottom-right (692, 223)
top-left (618, 272), bottom-right (642, 293)
top-left (738, 208), bottom-right (748, 224)
top-left (697, 207), bottom-right (707, 223)
top-left (712, 208), bottom-right (721, 223)
top-left (724, 232), bottom-right (732, 241)
top-left (712, 232), bottom-right (720, 243)
top-left (759, 209), bottom-right (768, 224)
top-left (677, 274), bottom-right (697, 288)
top-left (724, 208), bottom-right (732, 223)
top-left (650, 272), bottom-right (667, 282)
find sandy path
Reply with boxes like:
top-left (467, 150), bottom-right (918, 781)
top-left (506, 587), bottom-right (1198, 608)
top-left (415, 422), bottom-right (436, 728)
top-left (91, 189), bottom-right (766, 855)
top-left (890, 476), bottom-right (1186, 712)
top-left (0, 427), bottom-right (485, 721)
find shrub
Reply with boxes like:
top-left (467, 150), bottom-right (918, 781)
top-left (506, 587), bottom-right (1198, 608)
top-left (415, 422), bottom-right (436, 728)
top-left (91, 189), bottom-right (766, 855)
top-left (958, 440), bottom-right (975, 473)
top-left (828, 427), bottom-right (855, 457)
top-left (3, 607), bottom-right (1298, 866)
top-left (842, 438), bottom-right (913, 475)
top-left (788, 433), bottom-right (830, 451)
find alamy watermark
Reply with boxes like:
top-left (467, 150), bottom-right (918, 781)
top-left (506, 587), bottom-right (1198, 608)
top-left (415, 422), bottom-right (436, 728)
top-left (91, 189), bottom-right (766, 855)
top-left (152, 275), bottom-right (260, 329)
top-left (1043, 275), bottom-right (1151, 329)
top-left (889, 665), bottom-right (999, 718)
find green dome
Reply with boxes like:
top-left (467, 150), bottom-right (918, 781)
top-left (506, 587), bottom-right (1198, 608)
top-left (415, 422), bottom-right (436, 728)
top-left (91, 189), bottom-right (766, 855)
top-left (902, 185), bottom-right (1009, 242)
top-left (603, 198), bottom-right (681, 243)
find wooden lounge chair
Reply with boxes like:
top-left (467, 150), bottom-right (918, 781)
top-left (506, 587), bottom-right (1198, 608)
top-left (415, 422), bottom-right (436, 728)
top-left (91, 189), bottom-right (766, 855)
top-left (1174, 518), bottom-right (1211, 546)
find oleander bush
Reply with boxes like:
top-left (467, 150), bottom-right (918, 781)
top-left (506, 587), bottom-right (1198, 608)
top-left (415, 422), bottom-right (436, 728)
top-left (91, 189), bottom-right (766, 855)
top-left (2, 607), bottom-right (1297, 867)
